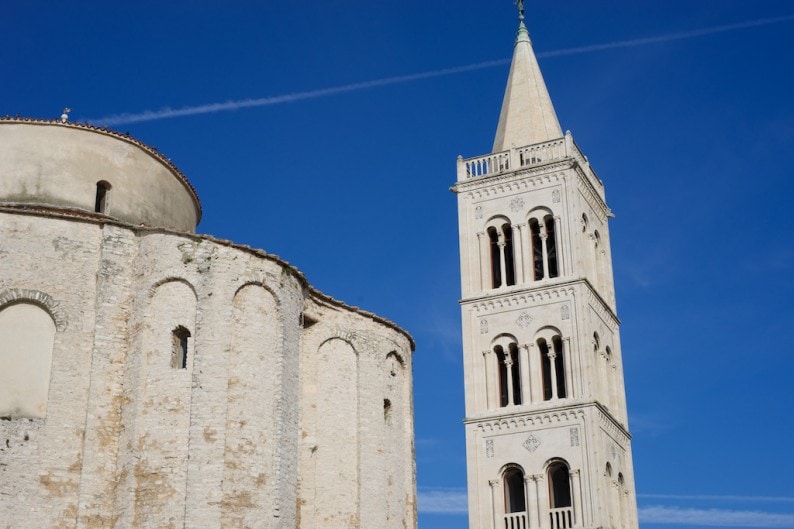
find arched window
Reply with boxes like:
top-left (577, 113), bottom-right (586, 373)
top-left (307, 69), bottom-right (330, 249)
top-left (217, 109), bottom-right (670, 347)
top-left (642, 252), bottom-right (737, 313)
top-left (0, 302), bottom-right (56, 418)
top-left (528, 212), bottom-right (560, 280)
top-left (606, 463), bottom-right (616, 529)
top-left (539, 336), bottom-right (566, 401)
top-left (496, 342), bottom-right (522, 407)
top-left (503, 467), bottom-right (526, 514)
top-left (618, 473), bottom-right (628, 527)
top-left (545, 216), bottom-right (559, 278)
top-left (548, 462), bottom-right (572, 509)
top-left (488, 226), bottom-right (501, 287)
top-left (95, 180), bottom-right (111, 213)
top-left (487, 221), bottom-right (516, 288)
top-left (171, 326), bottom-right (191, 369)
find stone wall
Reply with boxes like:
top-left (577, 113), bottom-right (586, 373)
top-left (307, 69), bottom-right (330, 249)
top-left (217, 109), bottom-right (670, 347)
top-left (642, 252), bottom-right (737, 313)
top-left (0, 209), bottom-right (415, 529)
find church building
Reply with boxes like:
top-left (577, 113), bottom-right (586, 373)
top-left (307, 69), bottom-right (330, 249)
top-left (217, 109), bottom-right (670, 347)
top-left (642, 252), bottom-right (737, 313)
top-left (0, 116), bottom-right (416, 529)
top-left (452, 7), bottom-right (640, 529)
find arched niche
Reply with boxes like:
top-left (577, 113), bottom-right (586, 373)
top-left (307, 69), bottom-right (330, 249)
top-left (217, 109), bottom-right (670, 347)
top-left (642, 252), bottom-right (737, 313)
top-left (0, 302), bottom-right (57, 418)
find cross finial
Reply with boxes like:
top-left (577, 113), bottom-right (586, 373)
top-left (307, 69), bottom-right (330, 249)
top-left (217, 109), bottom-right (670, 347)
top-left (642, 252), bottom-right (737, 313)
top-left (516, 0), bottom-right (525, 21)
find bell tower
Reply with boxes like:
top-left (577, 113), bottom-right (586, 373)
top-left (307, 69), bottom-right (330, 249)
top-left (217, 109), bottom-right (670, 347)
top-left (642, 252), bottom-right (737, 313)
top-left (452, 7), bottom-right (640, 529)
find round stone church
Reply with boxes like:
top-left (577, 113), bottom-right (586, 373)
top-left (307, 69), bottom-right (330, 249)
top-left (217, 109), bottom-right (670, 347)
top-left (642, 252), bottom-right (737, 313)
top-left (0, 117), bottom-right (415, 529)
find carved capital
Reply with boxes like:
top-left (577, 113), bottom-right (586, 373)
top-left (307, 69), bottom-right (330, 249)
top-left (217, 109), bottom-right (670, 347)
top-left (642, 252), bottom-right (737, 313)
top-left (488, 479), bottom-right (500, 488)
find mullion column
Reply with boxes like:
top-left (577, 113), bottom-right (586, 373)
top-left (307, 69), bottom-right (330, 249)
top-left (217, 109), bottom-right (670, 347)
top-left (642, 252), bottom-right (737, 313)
top-left (513, 223), bottom-right (526, 284)
top-left (548, 349), bottom-right (559, 400)
top-left (489, 479), bottom-right (500, 529)
top-left (477, 232), bottom-right (488, 291)
top-left (504, 355), bottom-right (515, 406)
top-left (528, 343), bottom-right (541, 403)
top-left (482, 350), bottom-right (494, 410)
top-left (519, 344), bottom-right (531, 405)
top-left (540, 225), bottom-right (549, 279)
top-left (553, 214), bottom-right (563, 277)
top-left (563, 337), bottom-right (573, 399)
top-left (570, 469), bottom-right (582, 527)
top-left (526, 475), bottom-right (538, 529)
top-left (498, 234), bottom-right (508, 289)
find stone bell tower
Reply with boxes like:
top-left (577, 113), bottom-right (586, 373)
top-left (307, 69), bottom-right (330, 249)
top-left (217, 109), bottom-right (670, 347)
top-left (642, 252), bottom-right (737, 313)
top-left (452, 7), bottom-right (640, 529)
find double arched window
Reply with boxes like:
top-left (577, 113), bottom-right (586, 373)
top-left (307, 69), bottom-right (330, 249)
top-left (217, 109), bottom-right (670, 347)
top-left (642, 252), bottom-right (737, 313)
top-left (481, 208), bottom-right (561, 291)
top-left (487, 220), bottom-right (516, 288)
top-left (529, 213), bottom-right (559, 281)
top-left (496, 342), bottom-right (522, 407)
top-left (538, 335), bottom-right (566, 401)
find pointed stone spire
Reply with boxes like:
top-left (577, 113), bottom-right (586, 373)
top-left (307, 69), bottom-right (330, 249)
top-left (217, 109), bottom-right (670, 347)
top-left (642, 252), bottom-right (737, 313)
top-left (492, 7), bottom-right (562, 153)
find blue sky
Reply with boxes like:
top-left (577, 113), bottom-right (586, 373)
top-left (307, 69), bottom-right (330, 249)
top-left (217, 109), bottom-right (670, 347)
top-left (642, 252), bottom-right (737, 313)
top-left (4, 2), bottom-right (794, 528)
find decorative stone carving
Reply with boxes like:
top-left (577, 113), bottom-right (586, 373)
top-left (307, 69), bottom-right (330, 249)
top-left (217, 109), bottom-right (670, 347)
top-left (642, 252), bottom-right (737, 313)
top-left (570, 427), bottom-right (579, 447)
top-left (552, 189), bottom-right (561, 203)
top-left (475, 205), bottom-right (483, 219)
top-left (516, 311), bottom-right (532, 328)
top-left (480, 319), bottom-right (488, 334)
top-left (522, 434), bottom-right (540, 453)
top-left (509, 197), bottom-right (525, 212)
top-left (485, 439), bottom-right (494, 458)
top-left (561, 305), bottom-right (570, 320)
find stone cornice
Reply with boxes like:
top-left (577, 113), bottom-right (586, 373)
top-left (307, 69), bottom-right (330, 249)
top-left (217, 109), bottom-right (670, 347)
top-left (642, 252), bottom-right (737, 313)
top-left (465, 402), bottom-right (588, 432)
top-left (596, 403), bottom-right (631, 443)
top-left (452, 160), bottom-right (571, 196)
top-left (464, 282), bottom-right (576, 314)
top-left (461, 278), bottom-right (619, 326)
top-left (0, 205), bottom-right (414, 350)
top-left (574, 164), bottom-right (610, 221)
top-left (584, 284), bottom-right (620, 329)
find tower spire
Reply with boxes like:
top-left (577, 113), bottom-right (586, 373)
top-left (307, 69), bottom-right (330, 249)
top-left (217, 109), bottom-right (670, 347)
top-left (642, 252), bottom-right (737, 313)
top-left (492, 5), bottom-right (563, 153)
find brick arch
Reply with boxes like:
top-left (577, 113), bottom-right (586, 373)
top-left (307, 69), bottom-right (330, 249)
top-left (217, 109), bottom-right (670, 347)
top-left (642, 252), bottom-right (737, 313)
top-left (0, 288), bottom-right (66, 331)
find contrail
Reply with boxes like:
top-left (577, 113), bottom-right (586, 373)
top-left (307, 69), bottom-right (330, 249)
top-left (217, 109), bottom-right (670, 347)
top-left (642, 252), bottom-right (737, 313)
top-left (88, 14), bottom-right (794, 126)
top-left (638, 493), bottom-right (794, 504)
top-left (90, 59), bottom-right (510, 126)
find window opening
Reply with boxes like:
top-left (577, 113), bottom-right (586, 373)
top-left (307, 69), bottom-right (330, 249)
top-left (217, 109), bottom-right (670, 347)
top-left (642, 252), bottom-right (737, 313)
top-left (488, 227), bottom-right (501, 288)
top-left (530, 219), bottom-right (543, 280)
top-left (504, 468), bottom-right (526, 513)
top-left (546, 216), bottom-right (559, 278)
top-left (540, 340), bottom-right (553, 401)
top-left (509, 343), bottom-right (521, 405)
top-left (548, 463), bottom-right (572, 508)
top-left (496, 345), bottom-right (509, 407)
top-left (171, 326), bottom-right (191, 369)
top-left (503, 223), bottom-right (516, 286)
top-left (540, 337), bottom-right (566, 400)
top-left (553, 337), bottom-right (566, 399)
top-left (95, 181), bottom-right (111, 213)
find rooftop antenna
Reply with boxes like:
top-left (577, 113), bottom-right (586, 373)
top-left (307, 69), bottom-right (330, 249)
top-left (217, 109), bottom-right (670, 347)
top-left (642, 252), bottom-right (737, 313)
top-left (60, 108), bottom-right (71, 123)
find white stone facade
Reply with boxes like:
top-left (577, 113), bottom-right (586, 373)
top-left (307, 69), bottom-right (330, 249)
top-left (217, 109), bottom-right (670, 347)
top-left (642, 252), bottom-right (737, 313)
top-left (453, 18), bottom-right (639, 529)
top-left (0, 119), bottom-right (416, 529)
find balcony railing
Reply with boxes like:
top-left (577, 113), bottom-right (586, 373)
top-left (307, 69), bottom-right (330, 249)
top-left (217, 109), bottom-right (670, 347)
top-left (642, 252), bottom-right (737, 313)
top-left (457, 131), bottom-right (601, 189)
top-left (549, 506), bottom-right (574, 529)
top-left (503, 512), bottom-right (528, 529)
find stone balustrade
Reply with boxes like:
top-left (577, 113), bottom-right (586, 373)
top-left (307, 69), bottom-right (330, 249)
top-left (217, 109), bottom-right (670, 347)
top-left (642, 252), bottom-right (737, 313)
top-left (503, 512), bottom-right (528, 529)
top-left (457, 131), bottom-right (602, 190)
top-left (549, 506), bottom-right (574, 529)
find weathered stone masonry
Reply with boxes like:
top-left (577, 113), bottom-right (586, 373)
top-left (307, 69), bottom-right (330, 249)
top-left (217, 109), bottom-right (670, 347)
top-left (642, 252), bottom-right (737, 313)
top-left (0, 119), bottom-right (416, 529)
